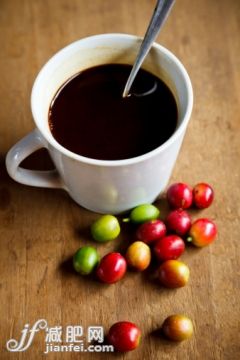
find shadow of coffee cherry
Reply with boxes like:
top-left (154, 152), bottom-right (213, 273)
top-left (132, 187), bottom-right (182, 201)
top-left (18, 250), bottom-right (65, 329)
top-left (59, 255), bottom-right (99, 285)
top-left (149, 328), bottom-right (180, 348)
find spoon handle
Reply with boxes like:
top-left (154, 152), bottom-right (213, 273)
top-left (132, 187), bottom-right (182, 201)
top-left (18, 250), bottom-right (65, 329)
top-left (122, 0), bottom-right (175, 98)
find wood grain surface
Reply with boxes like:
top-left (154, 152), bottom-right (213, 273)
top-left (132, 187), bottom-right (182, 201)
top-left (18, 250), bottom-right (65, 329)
top-left (0, 0), bottom-right (240, 359)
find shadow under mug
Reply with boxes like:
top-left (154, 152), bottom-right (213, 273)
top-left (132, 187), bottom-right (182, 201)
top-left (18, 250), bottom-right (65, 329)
top-left (6, 33), bottom-right (193, 214)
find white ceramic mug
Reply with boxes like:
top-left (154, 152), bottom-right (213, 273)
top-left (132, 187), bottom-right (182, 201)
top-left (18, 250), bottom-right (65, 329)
top-left (6, 34), bottom-right (193, 214)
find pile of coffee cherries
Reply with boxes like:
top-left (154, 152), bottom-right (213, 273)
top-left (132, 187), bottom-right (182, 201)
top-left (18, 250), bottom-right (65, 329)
top-left (72, 182), bottom-right (216, 351)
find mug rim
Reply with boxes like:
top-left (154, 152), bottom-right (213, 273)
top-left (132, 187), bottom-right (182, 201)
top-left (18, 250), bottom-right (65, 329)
top-left (31, 33), bottom-right (193, 167)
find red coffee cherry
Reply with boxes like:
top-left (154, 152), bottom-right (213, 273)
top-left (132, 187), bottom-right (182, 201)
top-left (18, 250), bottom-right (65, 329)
top-left (154, 235), bottom-right (185, 261)
top-left (167, 183), bottom-right (193, 209)
top-left (96, 253), bottom-right (127, 283)
top-left (193, 183), bottom-right (214, 209)
top-left (166, 209), bottom-right (191, 236)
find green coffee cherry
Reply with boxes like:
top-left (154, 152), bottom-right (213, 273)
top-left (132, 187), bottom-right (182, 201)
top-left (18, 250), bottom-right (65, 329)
top-left (91, 215), bottom-right (120, 242)
top-left (129, 204), bottom-right (160, 224)
top-left (73, 246), bottom-right (100, 275)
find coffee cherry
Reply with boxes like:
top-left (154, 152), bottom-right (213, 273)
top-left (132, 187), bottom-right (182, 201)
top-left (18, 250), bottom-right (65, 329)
top-left (128, 204), bottom-right (160, 224)
top-left (154, 235), bottom-right (185, 261)
top-left (96, 253), bottom-right (127, 284)
top-left (73, 246), bottom-right (100, 275)
top-left (108, 321), bottom-right (141, 352)
top-left (91, 215), bottom-right (120, 242)
top-left (158, 260), bottom-right (190, 288)
top-left (162, 314), bottom-right (193, 341)
top-left (166, 209), bottom-right (191, 236)
top-left (187, 218), bottom-right (217, 247)
top-left (193, 183), bottom-right (214, 208)
top-left (126, 241), bottom-right (151, 271)
top-left (136, 220), bottom-right (166, 244)
top-left (167, 183), bottom-right (193, 209)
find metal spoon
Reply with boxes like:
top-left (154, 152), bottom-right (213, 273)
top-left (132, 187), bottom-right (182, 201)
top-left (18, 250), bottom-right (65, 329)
top-left (122, 0), bottom-right (175, 98)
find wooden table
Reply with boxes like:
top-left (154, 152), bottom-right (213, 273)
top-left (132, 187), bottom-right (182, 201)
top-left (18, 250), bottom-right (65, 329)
top-left (0, 0), bottom-right (240, 359)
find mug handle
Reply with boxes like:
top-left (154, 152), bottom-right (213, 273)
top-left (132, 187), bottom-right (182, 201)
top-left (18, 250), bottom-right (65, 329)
top-left (6, 129), bottom-right (65, 189)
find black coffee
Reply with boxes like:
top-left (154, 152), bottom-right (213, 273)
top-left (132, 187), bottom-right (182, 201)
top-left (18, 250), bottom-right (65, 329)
top-left (48, 64), bottom-right (178, 160)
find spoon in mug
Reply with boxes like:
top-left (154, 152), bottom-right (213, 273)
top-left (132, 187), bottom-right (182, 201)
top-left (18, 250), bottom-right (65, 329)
top-left (122, 0), bottom-right (175, 98)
